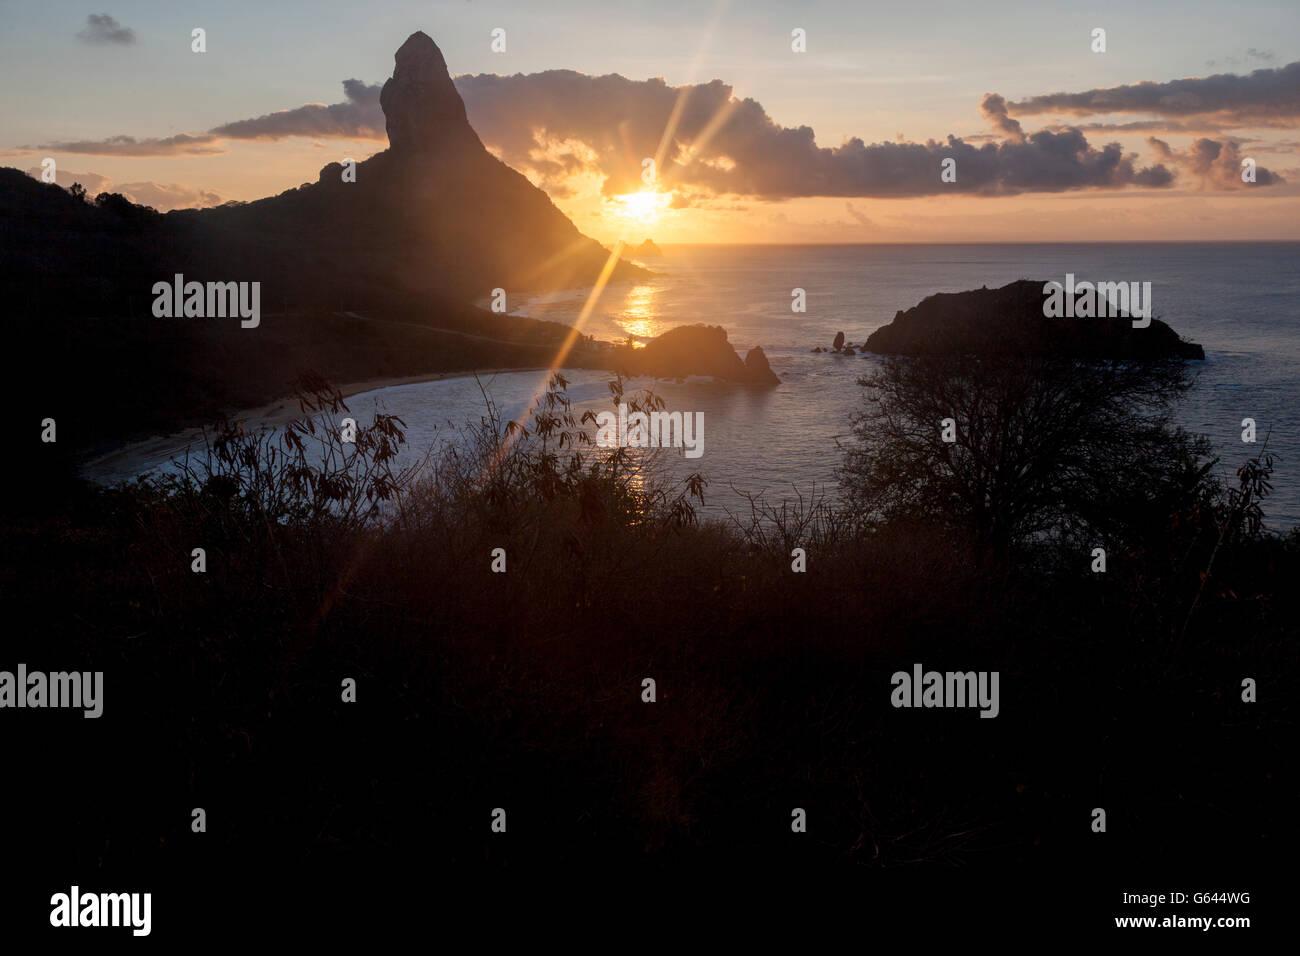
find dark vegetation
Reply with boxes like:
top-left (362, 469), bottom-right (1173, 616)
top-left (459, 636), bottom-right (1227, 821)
top-left (4, 354), bottom-right (1295, 925)
top-left (842, 354), bottom-right (1208, 560)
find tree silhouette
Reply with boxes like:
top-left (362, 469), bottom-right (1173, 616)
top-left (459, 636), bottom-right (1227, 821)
top-left (840, 353), bottom-right (1210, 560)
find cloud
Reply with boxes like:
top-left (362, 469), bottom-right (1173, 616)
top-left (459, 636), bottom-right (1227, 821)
top-left (77, 14), bottom-right (135, 45)
top-left (1249, 138), bottom-right (1300, 153)
top-left (845, 202), bottom-right (874, 227)
top-left (1207, 49), bottom-right (1277, 69)
top-left (32, 133), bottom-right (223, 156)
top-left (23, 167), bottom-right (227, 210)
top-left (116, 181), bottom-right (227, 210)
top-left (1147, 137), bottom-right (1283, 188)
top-left (452, 71), bottom-right (1174, 198)
top-left (209, 79), bottom-right (385, 140)
top-left (23, 63), bottom-right (1287, 200)
top-left (32, 81), bottom-right (381, 156)
top-left (1008, 62), bottom-right (1300, 125)
top-left (1033, 118), bottom-right (1251, 135)
top-left (25, 166), bottom-right (113, 193)
top-left (979, 94), bottom-right (1025, 143)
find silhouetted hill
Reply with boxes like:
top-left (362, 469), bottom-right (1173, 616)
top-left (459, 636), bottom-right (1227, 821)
top-left (0, 31), bottom-right (659, 502)
top-left (865, 279), bottom-right (1205, 360)
top-left (0, 31), bottom-right (640, 318)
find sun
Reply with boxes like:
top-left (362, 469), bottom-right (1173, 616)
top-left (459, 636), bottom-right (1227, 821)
top-left (613, 189), bottom-right (671, 225)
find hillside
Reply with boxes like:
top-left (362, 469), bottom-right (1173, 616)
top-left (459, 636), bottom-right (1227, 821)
top-left (0, 31), bottom-right (659, 496)
top-left (865, 279), bottom-right (1205, 360)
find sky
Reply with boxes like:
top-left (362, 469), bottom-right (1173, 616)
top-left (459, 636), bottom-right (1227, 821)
top-left (1, 0), bottom-right (1297, 243)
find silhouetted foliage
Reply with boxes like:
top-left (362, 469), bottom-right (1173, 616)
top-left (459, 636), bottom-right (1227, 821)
top-left (840, 353), bottom-right (1212, 560)
top-left (2, 366), bottom-right (1294, 910)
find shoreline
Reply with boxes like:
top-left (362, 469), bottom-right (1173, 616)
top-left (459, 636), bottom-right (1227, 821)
top-left (259, 366), bottom-right (555, 429)
top-left (80, 366), bottom-right (553, 478)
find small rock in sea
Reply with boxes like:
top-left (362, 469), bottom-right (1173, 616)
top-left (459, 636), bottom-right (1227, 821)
top-left (743, 345), bottom-right (781, 385)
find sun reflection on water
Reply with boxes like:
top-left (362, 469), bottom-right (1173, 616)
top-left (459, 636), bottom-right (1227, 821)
top-left (617, 284), bottom-right (661, 346)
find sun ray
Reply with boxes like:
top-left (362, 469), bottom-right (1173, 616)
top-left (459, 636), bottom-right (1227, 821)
top-left (476, 0), bottom-right (733, 478)
top-left (479, 241), bottom-right (627, 476)
top-left (675, 96), bottom-right (739, 170)
top-left (651, 0), bottom-right (730, 186)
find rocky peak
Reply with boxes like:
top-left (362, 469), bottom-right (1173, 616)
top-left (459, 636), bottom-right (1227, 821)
top-left (743, 346), bottom-right (781, 384)
top-left (379, 31), bottom-right (481, 154)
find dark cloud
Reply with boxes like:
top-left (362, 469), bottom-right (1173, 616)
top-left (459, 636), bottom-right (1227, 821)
top-left (77, 14), bottom-right (135, 45)
top-left (1147, 137), bottom-right (1283, 187)
top-left (1038, 118), bottom-right (1233, 135)
top-left (845, 202), bottom-right (874, 226)
top-left (979, 94), bottom-right (1025, 142)
top-left (25, 64), bottom-right (1287, 198)
top-left (209, 80), bottom-right (385, 140)
top-left (32, 133), bottom-right (223, 156)
top-left (452, 71), bottom-right (1172, 198)
top-left (1009, 62), bottom-right (1300, 124)
top-left (32, 81), bottom-right (382, 156)
top-left (455, 71), bottom-right (685, 195)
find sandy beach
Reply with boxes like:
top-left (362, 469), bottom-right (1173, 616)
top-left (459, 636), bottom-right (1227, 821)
top-left (239, 366), bottom-right (552, 430)
top-left (80, 366), bottom-right (550, 478)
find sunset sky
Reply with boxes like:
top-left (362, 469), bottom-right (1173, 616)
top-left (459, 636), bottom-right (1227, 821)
top-left (2, 0), bottom-right (1297, 243)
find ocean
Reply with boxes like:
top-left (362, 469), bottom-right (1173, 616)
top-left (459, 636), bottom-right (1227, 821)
top-left (89, 243), bottom-right (1300, 530)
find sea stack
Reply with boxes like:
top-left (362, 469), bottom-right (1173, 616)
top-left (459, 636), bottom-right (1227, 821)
top-left (380, 31), bottom-right (483, 155)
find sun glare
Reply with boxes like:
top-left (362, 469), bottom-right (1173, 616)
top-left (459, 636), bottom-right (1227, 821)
top-left (613, 189), bottom-right (671, 224)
